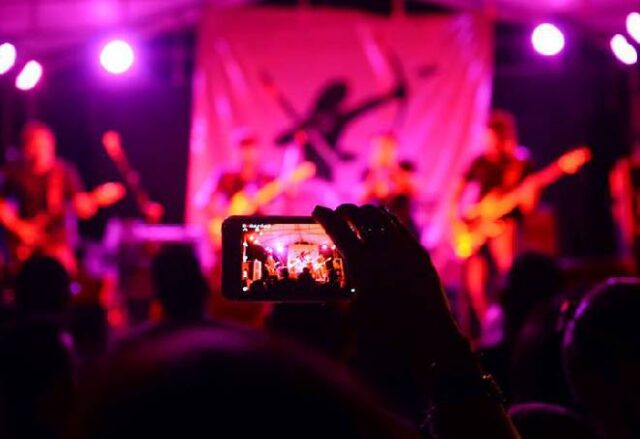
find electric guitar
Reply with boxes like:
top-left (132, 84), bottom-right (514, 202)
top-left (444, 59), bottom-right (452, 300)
top-left (208, 161), bottom-right (316, 247)
top-left (1, 181), bottom-right (126, 264)
top-left (452, 146), bottom-right (592, 259)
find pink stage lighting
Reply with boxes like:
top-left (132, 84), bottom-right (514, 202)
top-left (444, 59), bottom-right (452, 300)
top-left (100, 39), bottom-right (135, 74)
top-left (0, 43), bottom-right (16, 74)
top-left (627, 12), bottom-right (640, 44)
top-left (611, 34), bottom-right (638, 65)
top-left (532, 23), bottom-right (565, 56)
top-left (15, 61), bottom-right (43, 91)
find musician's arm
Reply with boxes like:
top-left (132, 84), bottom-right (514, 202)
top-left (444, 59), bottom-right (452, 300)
top-left (74, 193), bottom-right (98, 220)
top-left (449, 178), bottom-right (467, 222)
top-left (517, 159), bottom-right (540, 214)
top-left (360, 169), bottom-right (377, 203)
top-left (58, 162), bottom-right (95, 220)
top-left (518, 186), bottom-right (540, 214)
top-left (0, 169), bottom-right (30, 237)
top-left (0, 199), bottom-right (40, 245)
top-left (0, 199), bottom-right (22, 231)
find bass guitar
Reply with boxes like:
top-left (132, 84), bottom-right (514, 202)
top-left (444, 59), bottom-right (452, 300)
top-left (452, 146), bottom-right (592, 259)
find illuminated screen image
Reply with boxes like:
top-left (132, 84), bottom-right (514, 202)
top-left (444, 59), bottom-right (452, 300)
top-left (240, 223), bottom-right (354, 300)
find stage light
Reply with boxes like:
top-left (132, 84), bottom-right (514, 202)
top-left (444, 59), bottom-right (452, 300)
top-left (532, 23), bottom-right (565, 56)
top-left (611, 34), bottom-right (638, 65)
top-left (276, 243), bottom-right (285, 254)
top-left (0, 43), bottom-right (16, 74)
top-left (627, 12), bottom-right (640, 44)
top-left (100, 39), bottom-right (134, 74)
top-left (15, 60), bottom-right (43, 90)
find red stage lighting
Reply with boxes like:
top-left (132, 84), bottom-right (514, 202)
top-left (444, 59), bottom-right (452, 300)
top-left (611, 34), bottom-right (638, 65)
top-left (532, 23), bottom-right (565, 56)
top-left (0, 43), bottom-right (16, 74)
top-left (15, 60), bottom-right (43, 90)
top-left (100, 39), bottom-right (135, 74)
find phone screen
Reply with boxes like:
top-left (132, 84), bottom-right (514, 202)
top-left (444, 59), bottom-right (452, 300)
top-left (225, 218), bottom-right (355, 301)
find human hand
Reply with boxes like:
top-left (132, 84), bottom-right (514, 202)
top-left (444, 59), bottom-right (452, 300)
top-left (14, 220), bottom-right (40, 246)
top-left (312, 204), bottom-right (463, 364)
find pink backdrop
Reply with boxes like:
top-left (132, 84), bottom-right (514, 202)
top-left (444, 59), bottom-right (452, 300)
top-left (186, 7), bottom-right (493, 248)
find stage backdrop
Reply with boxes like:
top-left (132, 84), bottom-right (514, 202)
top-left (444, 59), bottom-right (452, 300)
top-left (186, 7), bottom-right (493, 247)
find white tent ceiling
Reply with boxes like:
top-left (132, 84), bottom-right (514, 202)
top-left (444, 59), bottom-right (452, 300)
top-left (0, 0), bottom-right (636, 55)
top-left (425, 0), bottom-right (637, 35)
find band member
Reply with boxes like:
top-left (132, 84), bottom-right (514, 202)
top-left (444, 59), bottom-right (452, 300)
top-left (610, 141), bottom-right (640, 269)
top-left (0, 121), bottom-right (124, 273)
top-left (210, 129), bottom-right (274, 213)
top-left (451, 110), bottom-right (537, 330)
top-left (208, 129), bottom-right (274, 327)
top-left (362, 132), bottom-right (418, 235)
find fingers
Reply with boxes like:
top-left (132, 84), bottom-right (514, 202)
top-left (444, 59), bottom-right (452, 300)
top-left (335, 204), bottom-right (369, 240)
top-left (315, 204), bottom-right (414, 253)
top-left (359, 204), bottom-right (401, 243)
top-left (379, 206), bottom-right (417, 244)
top-left (312, 205), bottom-right (361, 258)
top-left (336, 203), bottom-right (400, 246)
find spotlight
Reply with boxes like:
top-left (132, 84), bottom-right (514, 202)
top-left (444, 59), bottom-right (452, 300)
top-left (627, 12), bottom-right (640, 44)
top-left (611, 34), bottom-right (638, 65)
top-left (15, 61), bottom-right (43, 90)
top-left (100, 39), bottom-right (134, 74)
top-left (532, 23), bottom-right (565, 56)
top-left (0, 43), bottom-right (16, 74)
top-left (276, 243), bottom-right (285, 254)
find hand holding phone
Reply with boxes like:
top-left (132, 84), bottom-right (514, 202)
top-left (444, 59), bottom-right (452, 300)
top-left (311, 204), bottom-right (463, 361)
top-left (222, 216), bottom-right (355, 301)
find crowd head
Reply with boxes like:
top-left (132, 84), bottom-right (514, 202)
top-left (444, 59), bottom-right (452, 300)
top-left (563, 278), bottom-right (640, 438)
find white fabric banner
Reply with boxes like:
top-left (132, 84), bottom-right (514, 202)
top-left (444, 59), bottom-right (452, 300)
top-left (187, 7), bottom-right (493, 247)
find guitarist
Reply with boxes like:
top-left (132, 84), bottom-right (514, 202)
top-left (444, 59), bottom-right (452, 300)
top-left (207, 128), bottom-right (275, 327)
top-left (450, 110), bottom-right (538, 334)
top-left (209, 129), bottom-right (274, 219)
top-left (0, 121), bottom-right (123, 274)
top-left (362, 132), bottom-right (419, 236)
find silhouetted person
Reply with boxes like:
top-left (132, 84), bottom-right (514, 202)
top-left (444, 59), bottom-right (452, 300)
top-left (67, 327), bottom-right (412, 438)
top-left (0, 255), bottom-right (75, 438)
top-left (297, 266), bottom-right (316, 292)
top-left (0, 323), bottom-right (75, 439)
top-left (502, 252), bottom-right (563, 344)
top-left (70, 301), bottom-right (109, 370)
top-left (481, 252), bottom-right (564, 401)
top-left (267, 303), bottom-right (345, 358)
top-left (14, 254), bottom-right (71, 324)
top-left (563, 278), bottom-right (640, 439)
top-left (509, 403), bottom-right (601, 439)
top-left (151, 244), bottom-right (210, 323)
top-left (276, 267), bottom-right (296, 296)
top-left (508, 294), bottom-right (575, 406)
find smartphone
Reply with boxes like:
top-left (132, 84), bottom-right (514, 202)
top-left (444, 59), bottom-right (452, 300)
top-left (222, 216), bottom-right (355, 301)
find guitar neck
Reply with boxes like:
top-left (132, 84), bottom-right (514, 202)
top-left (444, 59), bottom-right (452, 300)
top-left (527, 161), bottom-right (567, 189)
top-left (483, 159), bottom-right (572, 219)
